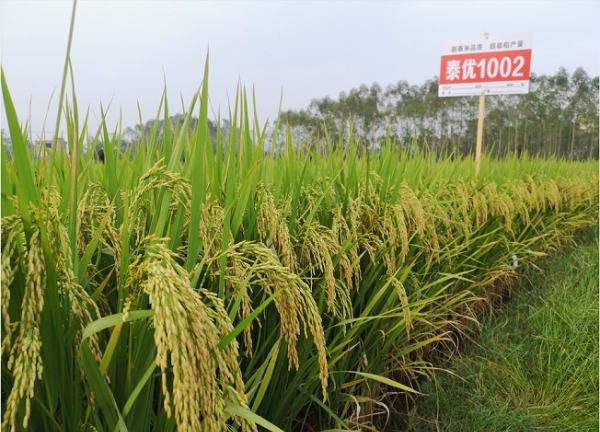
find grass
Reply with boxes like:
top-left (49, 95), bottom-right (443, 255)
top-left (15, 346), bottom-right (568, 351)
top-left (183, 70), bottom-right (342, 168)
top-left (410, 225), bottom-right (599, 431)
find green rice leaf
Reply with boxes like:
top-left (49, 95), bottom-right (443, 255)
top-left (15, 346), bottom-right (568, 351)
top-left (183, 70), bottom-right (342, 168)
top-left (82, 311), bottom-right (154, 342)
top-left (224, 402), bottom-right (284, 432)
top-left (348, 371), bottom-right (421, 394)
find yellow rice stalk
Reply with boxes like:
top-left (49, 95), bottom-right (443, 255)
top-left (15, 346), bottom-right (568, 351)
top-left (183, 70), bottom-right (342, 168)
top-left (77, 183), bottom-right (121, 282)
top-left (38, 189), bottom-right (71, 290)
top-left (356, 198), bottom-right (383, 264)
top-left (199, 286), bottom-right (257, 432)
top-left (194, 201), bottom-right (259, 356)
top-left (128, 235), bottom-right (256, 432)
top-left (433, 185), bottom-right (460, 241)
top-left (65, 274), bottom-right (103, 365)
top-left (197, 200), bottom-right (227, 264)
top-left (556, 177), bottom-right (579, 211)
top-left (398, 182), bottom-right (426, 239)
top-left (388, 275), bottom-right (413, 338)
top-left (220, 241), bottom-right (329, 401)
top-left (524, 175), bottom-right (545, 213)
top-left (589, 181), bottom-right (599, 210)
top-left (0, 260), bottom-right (13, 355)
top-left (580, 175), bottom-right (599, 208)
top-left (345, 195), bottom-right (362, 242)
top-left (381, 203), bottom-right (408, 272)
top-left (414, 191), bottom-right (442, 265)
top-left (535, 179), bottom-right (549, 213)
top-left (256, 183), bottom-right (298, 272)
top-left (297, 221), bottom-right (340, 313)
top-left (2, 215), bottom-right (45, 432)
top-left (429, 188), bottom-right (453, 231)
top-left (300, 180), bottom-right (335, 216)
top-left (509, 183), bottom-right (531, 224)
top-left (409, 271), bottom-right (423, 303)
top-left (129, 161), bottom-right (192, 245)
top-left (39, 188), bottom-right (103, 364)
top-left (331, 206), bottom-right (360, 292)
top-left (560, 176), bottom-right (596, 211)
top-left (355, 181), bottom-right (413, 273)
top-left (355, 182), bottom-right (394, 268)
top-left (397, 182), bottom-right (441, 265)
top-left (472, 190), bottom-right (489, 228)
top-left (1, 216), bottom-right (22, 357)
top-left (482, 183), bottom-right (514, 232)
top-left (2, 188), bottom-right (102, 430)
top-left (450, 180), bottom-right (472, 234)
top-left (542, 178), bottom-right (562, 213)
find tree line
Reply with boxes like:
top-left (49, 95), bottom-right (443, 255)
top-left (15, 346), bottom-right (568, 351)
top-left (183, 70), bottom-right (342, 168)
top-left (279, 67), bottom-right (599, 160)
top-left (3, 67), bottom-right (597, 160)
top-left (1, 114), bottom-right (224, 158)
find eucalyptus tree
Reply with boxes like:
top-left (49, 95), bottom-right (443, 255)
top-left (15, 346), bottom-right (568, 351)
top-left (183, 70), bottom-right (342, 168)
top-left (276, 67), bottom-right (598, 160)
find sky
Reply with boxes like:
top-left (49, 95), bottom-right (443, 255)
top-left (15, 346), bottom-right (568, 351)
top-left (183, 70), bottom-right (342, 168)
top-left (1, 0), bottom-right (599, 139)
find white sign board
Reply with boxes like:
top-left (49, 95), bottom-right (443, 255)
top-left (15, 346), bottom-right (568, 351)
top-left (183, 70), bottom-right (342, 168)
top-left (439, 32), bottom-right (533, 97)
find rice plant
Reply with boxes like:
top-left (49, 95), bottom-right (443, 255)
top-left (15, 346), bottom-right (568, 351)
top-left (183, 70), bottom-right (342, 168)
top-left (1, 12), bottom-right (598, 431)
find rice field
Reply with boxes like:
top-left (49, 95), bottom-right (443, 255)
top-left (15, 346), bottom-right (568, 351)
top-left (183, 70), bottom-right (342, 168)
top-left (1, 58), bottom-right (598, 432)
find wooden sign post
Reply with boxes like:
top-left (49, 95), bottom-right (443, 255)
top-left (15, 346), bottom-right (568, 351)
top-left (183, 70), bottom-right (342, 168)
top-left (475, 94), bottom-right (485, 177)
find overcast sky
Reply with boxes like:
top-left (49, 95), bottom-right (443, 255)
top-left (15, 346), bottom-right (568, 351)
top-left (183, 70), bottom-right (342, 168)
top-left (1, 0), bottom-right (599, 138)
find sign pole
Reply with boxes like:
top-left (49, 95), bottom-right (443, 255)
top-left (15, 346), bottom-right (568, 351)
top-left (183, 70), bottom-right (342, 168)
top-left (475, 94), bottom-right (485, 177)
